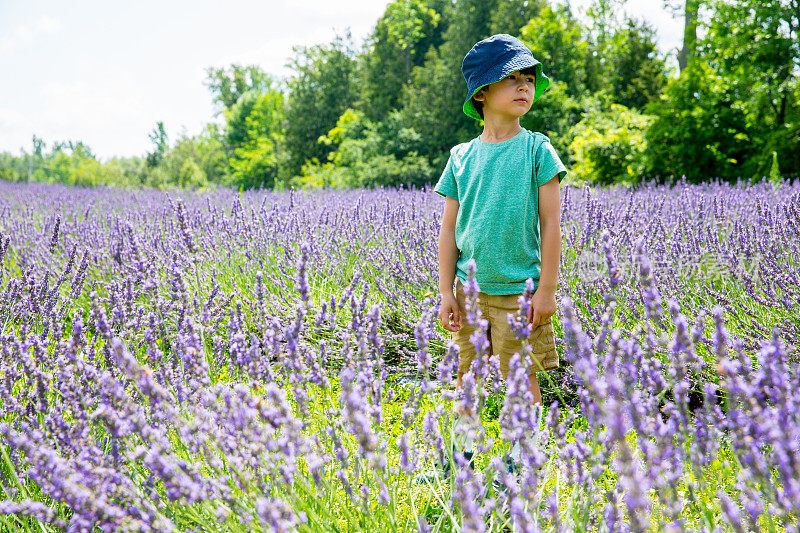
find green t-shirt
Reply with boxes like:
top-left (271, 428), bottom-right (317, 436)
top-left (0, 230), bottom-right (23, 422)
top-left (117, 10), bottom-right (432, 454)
top-left (434, 128), bottom-right (567, 295)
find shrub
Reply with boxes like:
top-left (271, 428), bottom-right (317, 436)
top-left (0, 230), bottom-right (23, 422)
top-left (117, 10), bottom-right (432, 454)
top-left (568, 100), bottom-right (652, 185)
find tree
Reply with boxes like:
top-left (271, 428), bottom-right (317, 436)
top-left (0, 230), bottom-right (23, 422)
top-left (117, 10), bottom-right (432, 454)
top-left (489, 0), bottom-right (546, 35)
top-left (298, 109), bottom-right (433, 189)
top-left (146, 122), bottom-right (168, 168)
top-left (581, 0), bottom-right (626, 94)
top-left (0, 153), bottom-right (17, 182)
top-left (647, 0), bottom-right (800, 181)
top-left (663, 0), bottom-right (701, 72)
top-left (358, 0), bottom-right (445, 121)
top-left (147, 124), bottom-right (228, 189)
top-left (283, 33), bottom-right (359, 178)
top-left (580, 0), bottom-right (667, 107)
top-left (703, 0), bottom-right (799, 178)
top-left (202, 66), bottom-right (284, 188)
top-left (519, 2), bottom-right (665, 162)
top-left (400, 0), bottom-right (502, 165)
top-left (520, 4), bottom-right (588, 99)
top-left (520, 81), bottom-right (584, 159)
top-left (646, 61), bottom-right (754, 183)
top-left (401, 49), bottom-right (471, 168)
top-left (28, 135), bottom-right (47, 182)
top-left (518, 3), bottom-right (588, 155)
top-left (607, 18), bottom-right (667, 110)
top-left (191, 124), bottom-right (228, 184)
top-left (226, 89), bottom-right (285, 189)
top-left (569, 99), bottom-right (653, 185)
top-left (204, 64), bottom-right (274, 113)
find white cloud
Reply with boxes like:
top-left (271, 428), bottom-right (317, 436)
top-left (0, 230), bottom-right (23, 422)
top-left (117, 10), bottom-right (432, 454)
top-left (0, 107), bottom-right (28, 152)
top-left (41, 81), bottom-right (144, 124)
top-left (0, 16), bottom-right (62, 53)
top-left (33, 68), bottom-right (155, 157)
top-left (207, 0), bottom-right (383, 79)
top-left (210, 34), bottom-right (308, 79)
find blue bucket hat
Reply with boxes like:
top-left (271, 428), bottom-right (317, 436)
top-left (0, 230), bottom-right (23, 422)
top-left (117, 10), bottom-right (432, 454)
top-left (461, 34), bottom-right (550, 121)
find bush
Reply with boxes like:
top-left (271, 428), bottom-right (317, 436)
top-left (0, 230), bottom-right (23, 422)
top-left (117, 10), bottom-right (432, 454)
top-left (568, 99), bottom-right (652, 185)
top-left (297, 109), bottom-right (434, 189)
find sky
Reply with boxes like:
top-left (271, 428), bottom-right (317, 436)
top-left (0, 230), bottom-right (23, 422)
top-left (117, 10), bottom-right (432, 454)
top-left (0, 0), bottom-right (684, 160)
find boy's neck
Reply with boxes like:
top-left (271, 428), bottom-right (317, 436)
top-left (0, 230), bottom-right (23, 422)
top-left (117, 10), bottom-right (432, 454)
top-left (479, 114), bottom-right (522, 143)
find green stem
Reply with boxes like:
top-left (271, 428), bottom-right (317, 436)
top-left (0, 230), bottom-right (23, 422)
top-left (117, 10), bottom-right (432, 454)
top-left (1, 444), bottom-right (46, 533)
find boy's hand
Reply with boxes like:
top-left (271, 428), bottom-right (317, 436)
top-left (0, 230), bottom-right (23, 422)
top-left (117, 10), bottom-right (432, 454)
top-left (527, 288), bottom-right (557, 327)
top-left (439, 292), bottom-right (462, 332)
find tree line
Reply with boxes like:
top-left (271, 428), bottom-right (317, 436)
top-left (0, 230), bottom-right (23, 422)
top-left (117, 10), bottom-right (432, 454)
top-left (1, 0), bottom-right (797, 189)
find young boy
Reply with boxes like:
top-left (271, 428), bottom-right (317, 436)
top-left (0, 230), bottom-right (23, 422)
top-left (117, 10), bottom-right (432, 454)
top-left (435, 34), bottom-right (566, 470)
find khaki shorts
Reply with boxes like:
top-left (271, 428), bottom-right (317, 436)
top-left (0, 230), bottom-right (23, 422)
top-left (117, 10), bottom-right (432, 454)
top-left (453, 279), bottom-right (559, 377)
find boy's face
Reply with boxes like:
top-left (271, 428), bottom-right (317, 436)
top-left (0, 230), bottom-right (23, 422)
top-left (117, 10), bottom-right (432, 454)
top-left (473, 70), bottom-right (535, 120)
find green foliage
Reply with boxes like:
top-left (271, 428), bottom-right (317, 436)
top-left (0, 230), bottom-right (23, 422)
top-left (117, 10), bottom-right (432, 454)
top-left (0, 154), bottom-right (15, 182)
top-left (701, 0), bottom-right (800, 179)
top-left (401, 49), bottom-right (475, 168)
top-left (519, 1), bottom-right (665, 168)
top-left (187, 124), bottom-right (228, 183)
top-left (399, 0), bottom-right (514, 163)
top-left (568, 100), bottom-right (653, 185)
top-left (372, 0), bottom-right (554, 174)
top-left (204, 64), bottom-right (274, 112)
top-left (518, 6), bottom-right (590, 158)
top-left (0, 137), bottom-right (140, 188)
top-left (520, 4), bottom-right (588, 99)
top-left (488, 0), bottom-right (546, 36)
top-left (146, 122), bottom-right (168, 168)
top-left (540, 0), bottom-right (666, 114)
top-left (606, 18), bottom-right (667, 110)
top-left (283, 34), bottom-right (359, 178)
top-left (298, 109), bottom-right (434, 189)
top-left (225, 89), bottom-right (285, 189)
top-left (358, 0), bottom-right (445, 121)
top-left (583, 1), bottom-right (668, 108)
top-left (145, 125), bottom-right (229, 189)
top-left (520, 81), bottom-right (583, 158)
top-left (106, 156), bottom-right (148, 187)
top-left (647, 0), bottom-right (799, 182)
top-left (769, 151), bottom-right (782, 188)
top-left (0, 127), bottom-right (230, 191)
top-left (646, 61), bottom-right (751, 183)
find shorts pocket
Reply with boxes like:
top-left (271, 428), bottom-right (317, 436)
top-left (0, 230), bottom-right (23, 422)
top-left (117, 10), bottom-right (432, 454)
top-left (529, 318), bottom-right (558, 370)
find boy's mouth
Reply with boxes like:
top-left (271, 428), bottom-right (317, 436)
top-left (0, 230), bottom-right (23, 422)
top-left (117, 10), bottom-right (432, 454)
top-left (514, 98), bottom-right (529, 103)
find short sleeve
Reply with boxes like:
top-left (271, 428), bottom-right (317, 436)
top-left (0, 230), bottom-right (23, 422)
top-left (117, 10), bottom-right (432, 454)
top-left (434, 155), bottom-right (458, 200)
top-left (534, 140), bottom-right (567, 188)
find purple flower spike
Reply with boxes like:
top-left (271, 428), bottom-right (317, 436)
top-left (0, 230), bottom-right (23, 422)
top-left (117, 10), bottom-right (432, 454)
top-left (601, 229), bottom-right (623, 289)
top-left (463, 258), bottom-right (481, 299)
top-left (717, 491), bottom-right (747, 533)
top-left (295, 242), bottom-right (311, 303)
top-left (2, 177), bottom-right (798, 532)
top-left (255, 497), bottom-right (305, 532)
top-left (173, 199), bottom-right (197, 254)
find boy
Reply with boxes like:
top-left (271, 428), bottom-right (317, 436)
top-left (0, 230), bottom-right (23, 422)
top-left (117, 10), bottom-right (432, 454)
top-left (435, 34), bottom-right (566, 472)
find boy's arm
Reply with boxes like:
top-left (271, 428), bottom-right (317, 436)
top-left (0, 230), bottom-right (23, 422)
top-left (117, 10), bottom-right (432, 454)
top-left (438, 196), bottom-right (461, 331)
top-left (529, 176), bottom-right (561, 327)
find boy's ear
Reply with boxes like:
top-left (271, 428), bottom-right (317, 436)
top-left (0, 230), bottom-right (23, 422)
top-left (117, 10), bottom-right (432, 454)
top-left (473, 89), bottom-right (485, 102)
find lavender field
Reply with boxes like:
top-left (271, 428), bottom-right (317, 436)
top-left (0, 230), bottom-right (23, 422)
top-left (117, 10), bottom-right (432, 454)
top-left (0, 179), bottom-right (798, 532)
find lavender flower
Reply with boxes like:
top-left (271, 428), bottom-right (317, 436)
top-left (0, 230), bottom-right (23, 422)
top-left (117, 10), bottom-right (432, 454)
top-left (1, 180), bottom-right (798, 532)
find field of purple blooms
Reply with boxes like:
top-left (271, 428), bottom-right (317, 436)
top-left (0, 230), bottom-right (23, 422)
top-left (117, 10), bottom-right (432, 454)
top-left (0, 179), bottom-right (799, 532)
